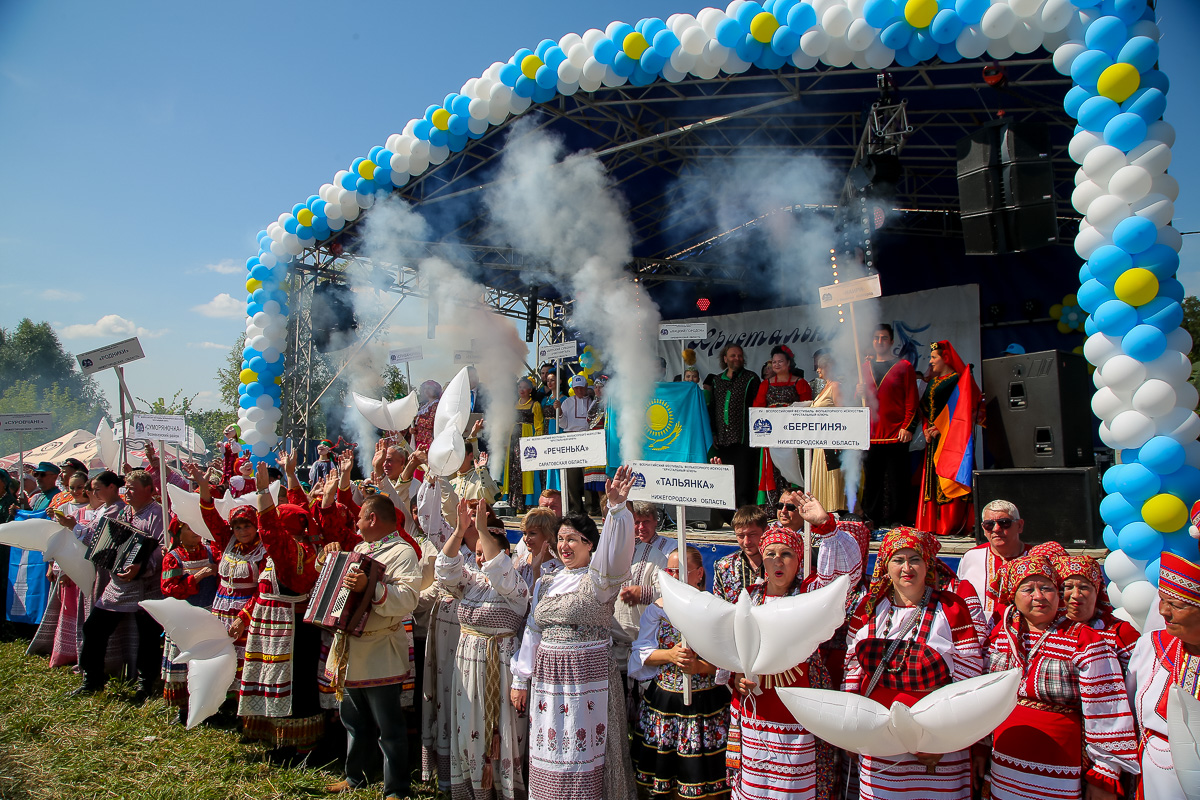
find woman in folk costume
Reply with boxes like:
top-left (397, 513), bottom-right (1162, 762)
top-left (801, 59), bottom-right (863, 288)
top-left (980, 554), bottom-right (1138, 800)
top-left (1125, 551), bottom-right (1200, 800)
top-left (727, 525), bottom-right (833, 800)
top-left (509, 466), bottom-right (639, 800)
top-left (753, 345), bottom-right (813, 508)
top-left (236, 463), bottom-right (324, 757)
top-left (412, 380), bottom-right (443, 456)
top-left (629, 545), bottom-right (731, 800)
top-left (503, 377), bottom-right (544, 514)
top-left (1031, 542), bottom-right (1139, 671)
top-left (34, 474), bottom-right (102, 668)
top-left (435, 498), bottom-right (530, 800)
top-left (916, 341), bottom-right (982, 537)
top-left (159, 514), bottom-right (220, 724)
top-left (842, 527), bottom-right (983, 800)
top-left (808, 353), bottom-right (846, 514)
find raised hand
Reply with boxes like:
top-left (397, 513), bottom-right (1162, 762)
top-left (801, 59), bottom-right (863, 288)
top-left (339, 448), bottom-right (355, 474)
top-left (254, 461), bottom-right (270, 492)
top-left (793, 490), bottom-right (830, 527)
top-left (284, 447), bottom-right (298, 475)
top-left (605, 464), bottom-right (635, 508)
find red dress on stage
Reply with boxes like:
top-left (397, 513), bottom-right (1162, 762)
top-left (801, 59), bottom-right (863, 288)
top-left (916, 343), bottom-right (980, 537)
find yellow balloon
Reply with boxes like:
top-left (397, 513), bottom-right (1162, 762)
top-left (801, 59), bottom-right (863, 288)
top-left (1143, 493), bottom-right (1188, 533)
top-left (274, 376), bottom-right (282, 385)
top-left (1049, 303), bottom-right (1064, 320)
top-left (521, 54), bottom-right (544, 79)
top-left (246, 278), bottom-right (262, 292)
top-left (1114, 267), bottom-right (1159, 307)
top-left (750, 12), bottom-right (780, 43)
top-left (358, 159), bottom-right (376, 180)
top-left (240, 368), bottom-right (258, 384)
top-left (1097, 63), bottom-right (1140, 104)
top-left (296, 208), bottom-right (314, 227)
top-left (431, 108), bottom-right (451, 131)
top-left (904, 0), bottom-right (938, 28)
top-left (623, 31), bottom-right (649, 58)
top-left (1064, 294), bottom-right (1078, 307)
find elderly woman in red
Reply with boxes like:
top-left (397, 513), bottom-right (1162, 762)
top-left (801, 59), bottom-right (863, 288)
top-left (979, 554), bottom-right (1138, 800)
top-left (728, 525), bottom-right (830, 800)
top-left (843, 527), bottom-right (983, 799)
top-left (916, 341), bottom-right (982, 537)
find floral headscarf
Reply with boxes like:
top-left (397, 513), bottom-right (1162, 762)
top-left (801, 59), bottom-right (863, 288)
top-left (229, 505), bottom-right (259, 528)
top-left (760, 525), bottom-right (803, 555)
top-left (864, 526), bottom-right (941, 613)
top-left (991, 554), bottom-right (1060, 607)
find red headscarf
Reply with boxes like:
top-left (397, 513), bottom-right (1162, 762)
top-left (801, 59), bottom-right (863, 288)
top-left (991, 554), bottom-right (1060, 607)
top-left (229, 505), bottom-right (258, 528)
top-left (1049, 552), bottom-right (1113, 619)
top-left (864, 526), bottom-right (941, 613)
top-left (274, 503), bottom-right (312, 540)
top-left (760, 524), bottom-right (803, 554)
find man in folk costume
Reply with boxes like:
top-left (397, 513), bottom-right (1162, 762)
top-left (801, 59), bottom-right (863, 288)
top-left (324, 495), bottom-right (428, 800)
top-left (1126, 551), bottom-right (1200, 800)
top-left (710, 344), bottom-right (761, 518)
top-left (857, 324), bottom-right (919, 528)
top-left (956, 499), bottom-right (1029, 620)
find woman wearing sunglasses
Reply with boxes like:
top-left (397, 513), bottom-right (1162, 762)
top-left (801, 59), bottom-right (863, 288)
top-left (978, 554), bottom-right (1138, 800)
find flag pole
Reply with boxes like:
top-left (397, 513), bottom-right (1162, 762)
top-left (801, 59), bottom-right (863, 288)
top-left (676, 503), bottom-right (692, 705)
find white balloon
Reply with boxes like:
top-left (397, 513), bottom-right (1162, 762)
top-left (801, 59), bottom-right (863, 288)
top-left (1157, 407), bottom-right (1200, 443)
top-left (1110, 409), bottom-right (1157, 449)
top-left (1042, 26), bottom-right (1071, 51)
top-left (1108, 165), bottom-right (1154, 204)
top-left (822, 36), bottom-right (854, 67)
top-left (1091, 386), bottom-right (1126, 422)
top-left (467, 116), bottom-right (488, 135)
top-left (1094, 366), bottom-right (1108, 391)
top-left (1102, 355), bottom-right (1148, 391)
top-left (1151, 173), bottom-right (1180, 202)
top-left (986, 37), bottom-right (1016, 60)
top-left (1166, 327), bottom-right (1193, 355)
top-left (241, 429), bottom-right (261, 446)
top-left (703, 39), bottom-right (730, 66)
top-left (1157, 224), bottom-right (1183, 253)
top-left (1175, 380), bottom-right (1199, 414)
top-left (1071, 180), bottom-right (1106, 215)
top-left (1132, 193), bottom-right (1175, 227)
top-left (578, 72), bottom-right (604, 92)
top-left (822, 5), bottom-right (853, 38)
top-left (981, 4), bottom-right (1018, 38)
top-left (428, 145), bottom-right (449, 166)
top-left (681, 25), bottom-right (709, 55)
top-left (864, 38), bottom-right (894, 69)
top-left (1083, 332), bottom-right (1123, 368)
top-left (1105, 550), bottom-right (1147, 591)
top-left (245, 406), bottom-right (264, 423)
top-left (698, 9), bottom-right (724, 36)
top-left (1068, 130), bottom-right (1104, 164)
top-left (661, 62), bottom-right (686, 83)
top-left (1010, 0), bottom-right (1044, 17)
top-left (1132, 379), bottom-right (1178, 418)
top-left (691, 56), bottom-right (722, 79)
top-left (847, 18), bottom-right (876, 50)
top-left (250, 335), bottom-right (268, 352)
top-left (1108, 582), bottom-right (1124, 609)
top-left (669, 49), bottom-right (696, 74)
top-left (582, 28), bottom-right (606, 49)
top-left (1008, 21), bottom-right (1043, 54)
top-left (1128, 140), bottom-right (1172, 175)
top-left (255, 395), bottom-right (274, 410)
top-left (1087, 194), bottom-right (1131, 234)
top-left (957, 26), bottom-right (990, 59)
top-left (722, 51), bottom-right (751, 74)
top-left (1053, 41), bottom-right (1086, 76)
top-left (1121, 580), bottom-right (1158, 626)
top-left (1083, 145), bottom-right (1128, 186)
top-left (1074, 225), bottom-right (1108, 259)
top-left (811, 0), bottom-right (837, 15)
top-left (1041, 0), bottom-right (1076, 31)
top-left (791, 49), bottom-right (820, 69)
top-left (1128, 20), bottom-right (1161, 41)
top-left (1145, 350), bottom-right (1192, 385)
top-left (1185, 440), bottom-right (1200, 470)
top-left (800, 29), bottom-right (831, 57)
top-left (1147, 121), bottom-right (1175, 148)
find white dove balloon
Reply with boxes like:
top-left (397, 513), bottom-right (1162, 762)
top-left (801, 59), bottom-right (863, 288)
top-left (770, 447), bottom-right (804, 487)
top-left (95, 420), bottom-right (120, 470)
top-left (139, 598), bottom-right (237, 729)
top-left (213, 480), bottom-right (280, 520)
top-left (658, 573), bottom-right (849, 687)
top-left (775, 669), bottom-right (1021, 757)
top-left (351, 390), bottom-right (419, 432)
top-left (427, 418), bottom-right (467, 477)
top-left (435, 367), bottom-right (473, 439)
top-left (1169, 685), bottom-right (1200, 800)
top-left (167, 484), bottom-right (213, 542)
top-left (0, 516), bottom-right (95, 591)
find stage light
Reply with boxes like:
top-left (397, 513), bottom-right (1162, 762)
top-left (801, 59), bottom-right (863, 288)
top-left (696, 297), bottom-right (711, 312)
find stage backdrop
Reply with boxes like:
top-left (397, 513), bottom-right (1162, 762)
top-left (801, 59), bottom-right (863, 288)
top-left (657, 284), bottom-right (982, 388)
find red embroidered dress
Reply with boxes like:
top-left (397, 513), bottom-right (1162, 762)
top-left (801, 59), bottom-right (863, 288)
top-left (1126, 630), bottom-right (1200, 800)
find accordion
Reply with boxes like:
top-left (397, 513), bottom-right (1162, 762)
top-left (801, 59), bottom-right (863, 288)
top-left (86, 516), bottom-right (158, 574)
top-left (303, 550), bottom-right (383, 636)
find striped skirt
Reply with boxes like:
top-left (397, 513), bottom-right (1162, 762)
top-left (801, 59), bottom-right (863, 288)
top-left (731, 690), bottom-right (816, 800)
top-left (988, 703), bottom-right (1083, 800)
top-left (859, 751), bottom-right (971, 800)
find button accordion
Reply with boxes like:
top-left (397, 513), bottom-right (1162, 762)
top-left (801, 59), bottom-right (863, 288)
top-left (86, 516), bottom-right (158, 573)
top-left (303, 550), bottom-right (383, 636)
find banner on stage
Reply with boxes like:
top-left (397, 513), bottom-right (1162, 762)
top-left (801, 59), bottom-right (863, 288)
top-left (132, 414), bottom-right (186, 444)
top-left (819, 274), bottom-right (882, 308)
top-left (388, 345), bottom-right (423, 365)
top-left (749, 407), bottom-right (871, 450)
top-left (0, 413), bottom-right (52, 434)
top-left (520, 429), bottom-right (606, 471)
top-left (659, 322), bottom-right (708, 341)
top-left (76, 337), bottom-right (145, 375)
top-left (627, 461), bottom-right (736, 510)
top-left (537, 340), bottom-right (577, 361)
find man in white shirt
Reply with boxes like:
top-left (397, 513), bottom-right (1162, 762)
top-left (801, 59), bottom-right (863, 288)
top-left (555, 375), bottom-right (592, 514)
top-left (956, 498), bottom-right (1028, 618)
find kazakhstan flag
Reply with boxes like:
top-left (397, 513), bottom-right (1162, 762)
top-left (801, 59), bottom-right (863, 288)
top-left (605, 381), bottom-right (713, 470)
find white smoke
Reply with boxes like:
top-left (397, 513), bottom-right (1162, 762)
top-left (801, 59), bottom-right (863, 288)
top-left (484, 118), bottom-right (661, 463)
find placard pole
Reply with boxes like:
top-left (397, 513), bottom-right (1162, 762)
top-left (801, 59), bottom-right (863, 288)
top-left (849, 302), bottom-right (867, 408)
top-left (556, 356), bottom-right (567, 516)
top-left (676, 503), bottom-right (692, 705)
top-left (17, 431), bottom-right (24, 503)
top-left (116, 366), bottom-right (129, 469)
top-left (404, 361), bottom-right (412, 395)
top-left (159, 439), bottom-right (171, 528)
top-left (803, 447), bottom-right (813, 580)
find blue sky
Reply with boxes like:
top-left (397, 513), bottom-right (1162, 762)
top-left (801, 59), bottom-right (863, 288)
top-left (1, 0), bottom-right (1196, 413)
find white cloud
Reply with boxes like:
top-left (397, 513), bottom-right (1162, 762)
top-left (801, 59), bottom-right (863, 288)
top-left (192, 293), bottom-right (244, 319)
top-left (203, 258), bottom-right (241, 275)
top-left (60, 314), bottom-right (166, 339)
top-left (41, 289), bottom-right (83, 302)
top-left (188, 341), bottom-right (227, 350)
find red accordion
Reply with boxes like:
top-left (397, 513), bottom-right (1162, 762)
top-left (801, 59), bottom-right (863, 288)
top-left (303, 550), bottom-right (383, 636)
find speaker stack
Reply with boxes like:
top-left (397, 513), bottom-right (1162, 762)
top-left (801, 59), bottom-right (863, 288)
top-left (956, 121), bottom-right (1059, 255)
top-left (975, 350), bottom-right (1101, 547)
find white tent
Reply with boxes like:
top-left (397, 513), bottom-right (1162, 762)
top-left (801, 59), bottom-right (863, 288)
top-left (1, 425), bottom-right (208, 473)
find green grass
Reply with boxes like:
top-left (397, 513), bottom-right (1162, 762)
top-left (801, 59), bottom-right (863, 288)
top-left (0, 638), bottom-right (436, 800)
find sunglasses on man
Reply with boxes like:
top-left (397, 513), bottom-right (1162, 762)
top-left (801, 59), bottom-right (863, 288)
top-left (775, 502), bottom-right (798, 513)
top-left (982, 518), bottom-right (1015, 531)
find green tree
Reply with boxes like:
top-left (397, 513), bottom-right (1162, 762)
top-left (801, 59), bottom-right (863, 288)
top-left (0, 319), bottom-right (111, 419)
top-left (381, 366), bottom-right (411, 400)
top-left (0, 380), bottom-right (101, 456)
top-left (189, 409), bottom-right (237, 462)
top-left (216, 333), bottom-right (248, 410)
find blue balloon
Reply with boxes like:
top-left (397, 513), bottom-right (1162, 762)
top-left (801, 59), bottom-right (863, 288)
top-left (1113, 216), bottom-right (1158, 254)
top-left (1125, 88), bottom-right (1167, 124)
top-left (534, 38), bottom-right (555, 59)
top-left (1084, 315), bottom-right (1099, 336)
top-left (771, 25), bottom-right (801, 56)
top-left (1085, 16), bottom-right (1128, 58)
top-left (248, 356), bottom-right (267, 374)
top-left (755, 48), bottom-right (787, 70)
top-left (1145, 556), bottom-right (1161, 585)
top-left (446, 131), bottom-right (469, 151)
top-left (1163, 529), bottom-right (1196, 557)
top-left (1159, 277), bottom-right (1186, 303)
top-left (499, 62), bottom-right (521, 86)
top-left (1079, 263), bottom-right (1095, 284)
top-left (775, 0), bottom-right (799, 20)
top-left (531, 83), bottom-right (556, 103)
top-left (513, 76), bottom-right (537, 98)
top-left (1141, 436), bottom-right (1186, 475)
top-left (735, 2), bottom-right (763, 29)
top-left (452, 95), bottom-right (471, 117)
top-left (246, 302), bottom-right (263, 316)
top-left (238, 382), bottom-right (248, 396)
top-left (640, 48), bottom-right (666, 74)
top-left (1094, 299), bottom-right (1139, 336)
top-left (955, 0), bottom-right (988, 25)
top-left (1138, 296), bottom-right (1184, 332)
top-left (715, 17), bottom-right (742, 48)
top-left (642, 18), bottom-right (667, 42)
top-left (1123, 324), bottom-right (1168, 361)
top-left (908, 31), bottom-right (937, 61)
top-left (283, 216), bottom-right (298, 235)
top-left (1119, 36), bottom-right (1159, 73)
top-left (611, 51), bottom-right (636, 77)
top-left (1116, 462), bottom-right (1164, 503)
top-left (544, 46), bottom-right (566, 70)
top-left (246, 381), bottom-right (263, 398)
top-left (355, 177), bottom-right (376, 195)
top-left (511, 47), bottom-right (533, 65)
top-left (423, 104), bottom-right (440, 122)
top-left (1140, 69), bottom-right (1169, 94)
top-left (1117, 521), bottom-right (1164, 560)
top-left (736, 33), bottom-right (765, 63)
top-left (881, 19), bottom-right (913, 50)
top-left (864, 0), bottom-right (897, 27)
top-left (786, 1), bottom-right (817, 31)
top-left (239, 395), bottom-right (255, 409)
top-left (629, 65), bottom-right (656, 86)
top-left (1089, 245), bottom-right (1134, 286)
top-left (1101, 492), bottom-right (1142, 529)
top-left (252, 288), bottom-right (267, 305)
top-left (1110, 0), bottom-right (1147, 25)
top-left (534, 65), bottom-right (557, 89)
top-left (1102, 463), bottom-right (1127, 494)
top-left (250, 264), bottom-right (271, 281)
top-left (1077, 279), bottom-right (1116, 313)
top-left (652, 29), bottom-right (680, 59)
top-left (296, 226), bottom-right (314, 241)
top-left (1071, 49), bottom-right (1114, 89)
top-left (1078, 95), bottom-right (1120, 132)
top-left (1063, 85), bottom-right (1093, 119)
top-left (893, 43), bottom-right (920, 67)
top-left (1102, 524), bottom-right (1120, 551)
top-left (1161, 465), bottom-right (1200, 501)
top-left (609, 21), bottom-right (635, 46)
top-left (930, 9), bottom-right (964, 44)
top-left (1105, 112), bottom-right (1148, 151)
top-left (937, 41), bottom-right (963, 63)
top-left (1134, 244), bottom-right (1180, 280)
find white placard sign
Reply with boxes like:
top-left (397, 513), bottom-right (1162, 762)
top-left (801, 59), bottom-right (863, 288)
top-left (388, 345), bottom-right (424, 365)
top-left (519, 429), bottom-right (607, 471)
top-left (537, 340), bottom-right (577, 361)
top-left (452, 350), bottom-right (480, 364)
top-left (627, 460), bottom-right (736, 510)
top-left (0, 413), bottom-right (52, 433)
top-left (749, 407), bottom-right (871, 450)
top-left (76, 337), bottom-right (145, 375)
top-left (658, 322), bottom-right (709, 340)
top-left (818, 274), bottom-right (882, 308)
top-left (131, 414), bottom-right (187, 444)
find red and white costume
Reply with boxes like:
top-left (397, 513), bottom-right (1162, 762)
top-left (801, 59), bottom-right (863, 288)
top-left (956, 542), bottom-right (1028, 618)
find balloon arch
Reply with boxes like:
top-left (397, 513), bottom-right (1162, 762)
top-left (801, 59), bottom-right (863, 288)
top-left (234, 0), bottom-right (1186, 627)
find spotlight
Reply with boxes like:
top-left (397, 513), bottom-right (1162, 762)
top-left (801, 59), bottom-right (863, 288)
top-left (696, 297), bottom-right (711, 312)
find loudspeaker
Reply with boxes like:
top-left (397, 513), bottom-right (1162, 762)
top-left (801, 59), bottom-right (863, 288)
top-left (982, 349), bottom-right (1095, 469)
top-left (311, 282), bottom-right (357, 352)
top-left (973, 467), bottom-right (1101, 547)
top-left (956, 121), bottom-right (1058, 255)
